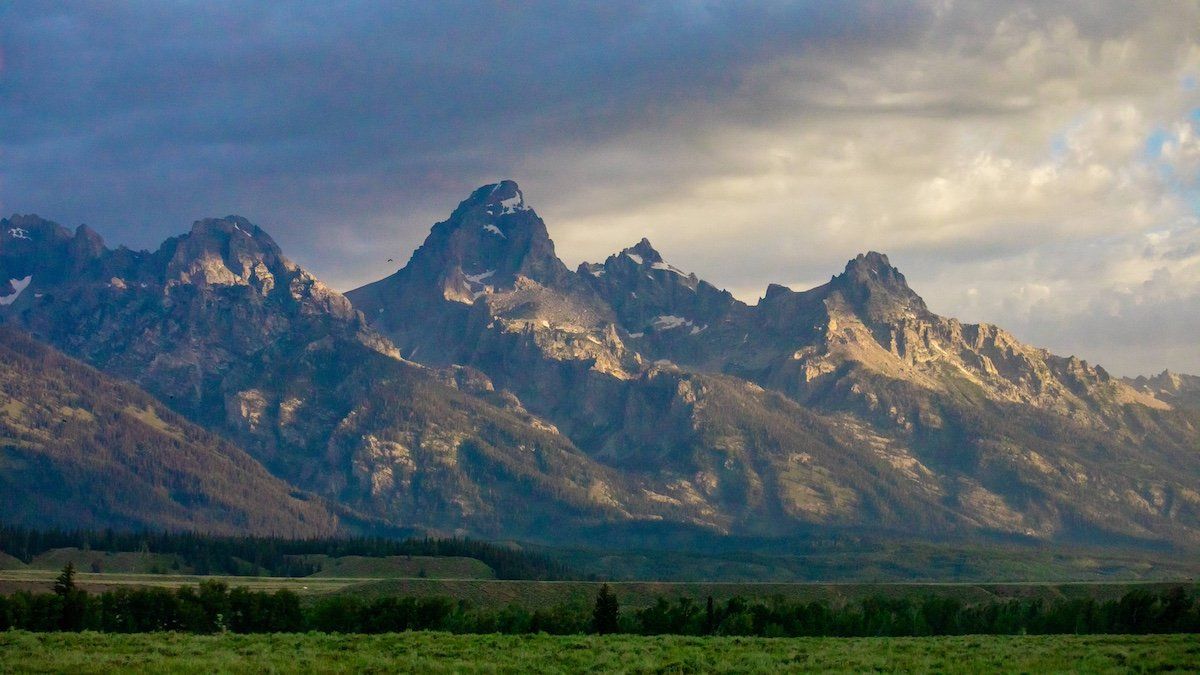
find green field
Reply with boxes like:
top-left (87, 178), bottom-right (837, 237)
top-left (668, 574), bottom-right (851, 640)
top-left (297, 554), bottom-right (494, 580)
top-left (0, 569), bottom-right (357, 596)
top-left (0, 548), bottom-right (498, 596)
top-left (2, 631), bottom-right (1198, 673)
top-left (3, 564), bottom-right (1194, 613)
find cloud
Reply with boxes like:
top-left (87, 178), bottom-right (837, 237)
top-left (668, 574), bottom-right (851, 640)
top-left (1, 0), bottom-right (1198, 374)
top-left (1161, 116), bottom-right (1200, 182)
top-left (534, 2), bottom-right (1200, 374)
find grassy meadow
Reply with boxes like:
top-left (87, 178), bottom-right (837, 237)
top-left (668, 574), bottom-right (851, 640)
top-left (3, 564), bottom-right (1195, 612)
top-left (0, 547), bottom-right (497, 596)
top-left (3, 552), bottom-right (1197, 619)
top-left (3, 542), bottom-right (1198, 671)
top-left (3, 631), bottom-right (1199, 673)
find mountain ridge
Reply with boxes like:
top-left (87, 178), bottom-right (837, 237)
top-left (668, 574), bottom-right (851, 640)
top-left (3, 184), bottom-right (1200, 549)
top-left (348, 181), bottom-right (1200, 546)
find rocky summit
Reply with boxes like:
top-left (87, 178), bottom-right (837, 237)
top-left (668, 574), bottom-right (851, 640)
top-left (2, 183), bottom-right (1199, 550)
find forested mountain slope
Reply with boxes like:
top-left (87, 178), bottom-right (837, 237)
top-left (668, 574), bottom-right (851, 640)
top-left (0, 327), bottom-right (336, 535)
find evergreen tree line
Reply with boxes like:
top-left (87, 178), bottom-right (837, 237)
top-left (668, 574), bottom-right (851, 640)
top-left (3, 575), bottom-right (1198, 637)
top-left (0, 526), bottom-right (568, 580)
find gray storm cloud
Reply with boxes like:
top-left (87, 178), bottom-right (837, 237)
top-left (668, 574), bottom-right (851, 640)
top-left (1, 0), bottom-right (1198, 374)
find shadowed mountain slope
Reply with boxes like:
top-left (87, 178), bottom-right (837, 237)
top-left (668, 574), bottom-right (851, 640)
top-left (0, 326), bottom-right (336, 535)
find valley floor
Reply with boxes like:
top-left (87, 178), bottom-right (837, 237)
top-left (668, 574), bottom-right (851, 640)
top-left (2, 568), bottom-right (1196, 609)
top-left (2, 631), bottom-right (1198, 673)
top-left (0, 569), bottom-right (358, 596)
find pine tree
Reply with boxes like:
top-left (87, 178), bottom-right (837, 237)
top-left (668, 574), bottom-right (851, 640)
top-left (592, 584), bottom-right (619, 634)
top-left (53, 562), bottom-right (76, 596)
top-left (53, 562), bottom-right (88, 631)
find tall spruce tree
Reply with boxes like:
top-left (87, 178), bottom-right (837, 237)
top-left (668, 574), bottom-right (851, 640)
top-left (592, 584), bottom-right (620, 634)
top-left (52, 563), bottom-right (76, 596)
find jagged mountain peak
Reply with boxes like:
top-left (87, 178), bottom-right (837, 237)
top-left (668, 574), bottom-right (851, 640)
top-left (828, 251), bottom-right (928, 319)
top-left (3, 216), bottom-right (110, 258)
top-left (384, 181), bottom-right (570, 300)
top-left (762, 283), bottom-right (793, 302)
top-left (597, 238), bottom-right (696, 278)
top-left (1128, 369), bottom-right (1200, 405)
top-left (161, 216), bottom-right (293, 292)
top-left (4, 216), bottom-right (111, 265)
top-left (346, 181), bottom-right (572, 334)
top-left (621, 238), bottom-right (665, 265)
top-left (838, 251), bottom-right (910, 290)
top-left (755, 252), bottom-right (926, 325)
top-left (585, 238), bottom-right (695, 286)
top-left (190, 214), bottom-right (265, 235)
top-left (1, 215), bottom-right (114, 294)
top-left (577, 237), bottom-right (740, 338)
top-left (3, 214), bottom-right (73, 248)
top-left (846, 250), bottom-right (893, 271)
top-left (452, 179), bottom-right (534, 221)
top-left (182, 216), bottom-right (282, 255)
top-left (481, 179), bottom-right (530, 214)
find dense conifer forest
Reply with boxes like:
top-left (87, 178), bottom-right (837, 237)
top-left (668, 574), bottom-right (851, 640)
top-left (2, 573), bottom-right (1197, 637)
top-left (0, 527), bottom-right (568, 580)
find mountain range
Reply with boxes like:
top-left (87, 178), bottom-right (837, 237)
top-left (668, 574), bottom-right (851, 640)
top-left (2, 181), bottom-right (1198, 553)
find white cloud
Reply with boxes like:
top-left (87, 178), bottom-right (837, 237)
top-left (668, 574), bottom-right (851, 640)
top-left (527, 2), bottom-right (1200, 375)
top-left (1162, 118), bottom-right (1200, 182)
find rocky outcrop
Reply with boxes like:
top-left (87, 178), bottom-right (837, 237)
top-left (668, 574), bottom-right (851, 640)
top-left (1127, 371), bottom-right (1200, 411)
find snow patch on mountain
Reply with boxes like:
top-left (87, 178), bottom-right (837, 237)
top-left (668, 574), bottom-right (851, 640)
top-left (7, 228), bottom-right (30, 240)
top-left (485, 186), bottom-right (532, 216)
top-left (651, 261), bottom-right (685, 275)
top-left (625, 253), bottom-right (644, 265)
top-left (465, 270), bottom-right (494, 297)
top-left (651, 315), bottom-right (693, 331)
top-left (0, 276), bottom-right (32, 306)
top-left (499, 194), bottom-right (526, 214)
top-left (482, 224), bottom-right (506, 238)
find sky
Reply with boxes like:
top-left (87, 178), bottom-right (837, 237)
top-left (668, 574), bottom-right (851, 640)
top-left (2, 1), bottom-right (1198, 376)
